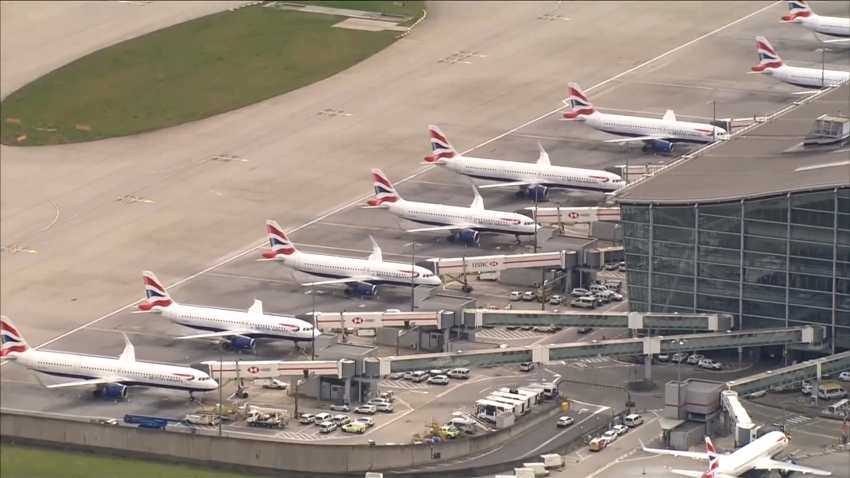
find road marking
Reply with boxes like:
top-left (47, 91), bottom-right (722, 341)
top-left (6, 0), bottom-right (783, 359)
top-left (525, 406), bottom-right (609, 456)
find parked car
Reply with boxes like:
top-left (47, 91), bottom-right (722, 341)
top-left (699, 359), bottom-right (722, 370)
top-left (313, 413), bottom-right (332, 425)
top-left (447, 368), bottom-right (471, 380)
top-left (355, 404), bottom-right (377, 415)
top-left (533, 325), bottom-right (557, 333)
top-left (256, 378), bottom-right (287, 390)
top-left (388, 372), bottom-right (405, 380)
top-left (594, 293), bottom-right (611, 305)
top-left (618, 261), bottom-right (626, 272)
top-left (657, 354), bottom-right (669, 362)
top-left (687, 354), bottom-right (705, 364)
top-left (440, 425), bottom-right (460, 439)
top-left (448, 417), bottom-right (475, 429)
top-left (342, 422), bottom-right (367, 434)
top-left (577, 327), bottom-right (593, 334)
top-left (428, 375), bottom-right (450, 385)
top-left (802, 381), bottom-right (813, 395)
top-left (332, 415), bottom-right (351, 426)
top-left (746, 390), bottom-right (767, 399)
top-left (520, 324), bottom-right (533, 331)
top-left (519, 362), bottom-right (535, 372)
top-left (522, 291), bottom-right (536, 301)
top-left (840, 372), bottom-right (850, 382)
top-left (557, 416), bottom-right (574, 428)
top-left (374, 402), bottom-right (394, 413)
top-left (318, 421), bottom-right (337, 434)
top-left (571, 296), bottom-right (598, 310)
top-left (299, 413), bottom-right (316, 425)
top-left (549, 295), bottom-right (566, 305)
top-left (403, 372), bottom-right (414, 380)
top-left (604, 280), bottom-right (623, 292)
top-left (601, 430), bottom-right (619, 444)
top-left (509, 291), bottom-right (522, 301)
top-left (598, 290), bottom-right (623, 302)
top-left (612, 424), bottom-right (628, 436)
top-left (506, 325), bottom-right (519, 330)
top-left (624, 414), bottom-right (644, 427)
top-left (571, 288), bottom-right (590, 297)
top-left (589, 437), bottom-right (608, 452)
top-left (671, 352), bottom-right (689, 363)
top-left (355, 416), bottom-right (375, 427)
top-left (329, 402), bottom-right (351, 412)
top-left (604, 262), bottom-right (618, 270)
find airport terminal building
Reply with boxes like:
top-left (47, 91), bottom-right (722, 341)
top-left (616, 84), bottom-right (850, 353)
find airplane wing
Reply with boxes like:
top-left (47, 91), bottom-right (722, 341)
top-left (46, 377), bottom-right (129, 389)
top-left (813, 32), bottom-right (850, 44)
top-left (670, 471), bottom-right (735, 478)
top-left (405, 224), bottom-right (476, 233)
top-left (604, 135), bottom-right (671, 144)
top-left (642, 445), bottom-right (709, 461)
top-left (753, 458), bottom-right (832, 476)
top-left (301, 277), bottom-right (374, 287)
top-left (175, 330), bottom-right (257, 340)
top-left (477, 181), bottom-right (540, 189)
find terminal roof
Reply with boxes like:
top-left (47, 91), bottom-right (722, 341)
top-left (616, 83), bottom-right (850, 204)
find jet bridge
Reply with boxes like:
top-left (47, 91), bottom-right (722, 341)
top-left (363, 326), bottom-right (825, 375)
top-left (721, 390), bottom-right (757, 447)
top-left (193, 359), bottom-right (354, 380)
top-left (725, 351), bottom-right (850, 396)
top-left (521, 206), bottom-right (621, 226)
top-left (427, 251), bottom-right (567, 275)
top-left (466, 310), bottom-right (733, 331)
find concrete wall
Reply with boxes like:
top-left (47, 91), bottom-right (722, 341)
top-left (665, 381), bottom-right (687, 420)
top-left (1, 404), bottom-right (562, 476)
top-left (670, 422), bottom-right (707, 451)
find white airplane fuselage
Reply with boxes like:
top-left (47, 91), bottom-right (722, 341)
top-left (791, 16), bottom-right (850, 38)
top-left (8, 350), bottom-right (216, 393)
top-left (157, 304), bottom-right (318, 343)
top-left (762, 65), bottom-right (849, 89)
top-left (577, 113), bottom-right (728, 144)
top-left (707, 431), bottom-right (788, 477)
top-left (435, 157), bottom-right (624, 193)
top-left (385, 200), bottom-right (538, 236)
top-left (275, 252), bottom-right (441, 287)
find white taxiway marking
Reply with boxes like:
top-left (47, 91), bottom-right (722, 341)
top-left (8, 0), bottom-right (782, 359)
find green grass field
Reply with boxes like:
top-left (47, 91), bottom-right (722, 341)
top-left (297, 1), bottom-right (424, 18)
top-left (0, 445), bottom-right (256, 478)
top-left (0, 2), bottom-right (422, 146)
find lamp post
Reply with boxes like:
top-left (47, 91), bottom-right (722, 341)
top-left (706, 100), bottom-right (718, 142)
top-left (404, 242), bottom-right (422, 312)
top-left (673, 339), bottom-right (687, 384)
top-left (294, 379), bottom-right (303, 417)
top-left (816, 48), bottom-right (832, 88)
top-left (310, 284), bottom-right (316, 361)
top-left (218, 342), bottom-right (224, 437)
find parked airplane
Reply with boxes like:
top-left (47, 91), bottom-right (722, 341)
top-left (423, 125), bottom-right (625, 201)
top-left (642, 433), bottom-right (831, 477)
top-left (780, 1), bottom-right (849, 44)
top-left (363, 169), bottom-right (539, 245)
top-left (0, 316), bottom-right (218, 400)
top-left (134, 271), bottom-right (318, 352)
top-left (259, 220), bottom-right (441, 296)
top-left (751, 36), bottom-right (849, 89)
top-left (561, 83), bottom-right (729, 154)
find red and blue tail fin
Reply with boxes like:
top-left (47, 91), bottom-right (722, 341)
top-left (425, 125), bottom-right (457, 163)
top-left (563, 83), bottom-right (597, 120)
top-left (752, 36), bottom-right (784, 72)
top-left (0, 316), bottom-right (30, 357)
top-left (367, 169), bottom-right (402, 207)
top-left (263, 220), bottom-right (298, 259)
top-left (138, 271), bottom-right (174, 312)
top-left (781, 1), bottom-right (813, 22)
top-left (702, 437), bottom-right (720, 478)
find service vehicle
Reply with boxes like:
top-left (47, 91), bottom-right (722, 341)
top-left (428, 375), bottom-right (450, 385)
top-left (247, 410), bottom-right (287, 428)
top-left (318, 421), bottom-right (337, 434)
top-left (598, 290), bottom-right (623, 302)
top-left (594, 293), bottom-right (611, 305)
top-left (448, 416), bottom-right (475, 429)
top-left (313, 413), bottom-right (332, 424)
top-left (802, 381), bottom-right (813, 395)
top-left (589, 437), bottom-right (607, 452)
top-left (355, 416), bottom-right (375, 427)
top-left (447, 368), bottom-right (470, 379)
top-left (623, 414), bottom-right (644, 427)
top-left (299, 413), bottom-right (316, 425)
top-left (184, 414), bottom-right (220, 426)
top-left (589, 284), bottom-right (608, 294)
top-left (332, 415), bottom-right (351, 426)
top-left (410, 371), bottom-right (429, 383)
top-left (440, 425), bottom-right (460, 439)
top-left (509, 291), bottom-right (522, 301)
top-left (378, 391), bottom-right (395, 402)
top-left (342, 422), bottom-right (367, 434)
top-left (556, 416), bottom-right (574, 428)
top-left (519, 362), bottom-right (535, 372)
top-left (330, 402), bottom-right (351, 412)
top-left (254, 378), bottom-right (287, 390)
top-left (571, 296), bottom-right (598, 310)
top-left (522, 291), bottom-right (536, 301)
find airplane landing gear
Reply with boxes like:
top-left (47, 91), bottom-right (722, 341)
top-left (189, 392), bottom-right (196, 401)
top-left (514, 234), bottom-right (522, 244)
top-left (234, 379), bottom-right (248, 399)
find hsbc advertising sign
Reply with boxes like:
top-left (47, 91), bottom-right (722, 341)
top-left (527, 206), bottom-right (621, 225)
top-left (435, 255), bottom-right (505, 273)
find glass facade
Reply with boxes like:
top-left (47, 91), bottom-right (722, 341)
top-left (620, 188), bottom-right (850, 353)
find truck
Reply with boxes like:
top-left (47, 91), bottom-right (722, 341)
top-left (184, 414), bottom-right (220, 426)
top-left (539, 453), bottom-right (564, 469)
top-left (246, 410), bottom-right (288, 428)
top-left (253, 378), bottom-right (287, 390)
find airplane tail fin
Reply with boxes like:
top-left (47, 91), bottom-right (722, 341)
top-left (562, 83), bottom-right (598, 120)
top-left (425, 125), bottom-right (457, 164)
top-left (704, 436), bottom-right (720, 478)
top-left (781, 0), bottom-right (814, 23)
top-left (366, 169), bottom-right (402, 207)
top-left (1, 316), bottom-right (31, 357)
top-left (138, 271), bottom-right (176, 312)
top-left (752, 36), bottom-right (784, 72)
top-left (262, 220), bottom-right (298, 260)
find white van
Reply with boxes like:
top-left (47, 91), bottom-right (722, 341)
top-left (447, 368), bottom-right (470, 380)
top-left (817, 383), bottom-right (848, 400)
top-left (822, 399), bottom-right (850, 416)
top-left (623, 414), bottom-right (644, 427)
top-left (589, 284), bottom-right (608, 294)
top-left (410, 371), bottom-right (429, 383)
top-left (318, 421), bottom-right (337, 434)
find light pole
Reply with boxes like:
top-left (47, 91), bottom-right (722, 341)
top-left (218, 342), bottom-right (224, 437)
top-left (706, 100), bottom-right (718, 142)
top-left (673, 339), bottom-right (687, 384)
top-left (816, 48), bottom-right (832, 88)
top-left (294, 379), bottom-right (303, 417)
top-left (310, 284), bottom-right (316, 361)
top-left (404, 242), bottom-right (421, 312)
top-left (533, 194), bottom-right (546, 310)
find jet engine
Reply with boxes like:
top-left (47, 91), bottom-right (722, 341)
top-left (226, 335), bottom-right (256, 351)
top-left (345, 282), bottom-right (378, 297)
top-left (101, 384), bottom-right (129, 400)
top-left (524, 185), bottom-right (549, 201)
top-left (450, 229), bottom-right (480, 246)
top-left (645, 140), bottom-right (673, 154)
top-left (778, 458), bottom-right (798, 477)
